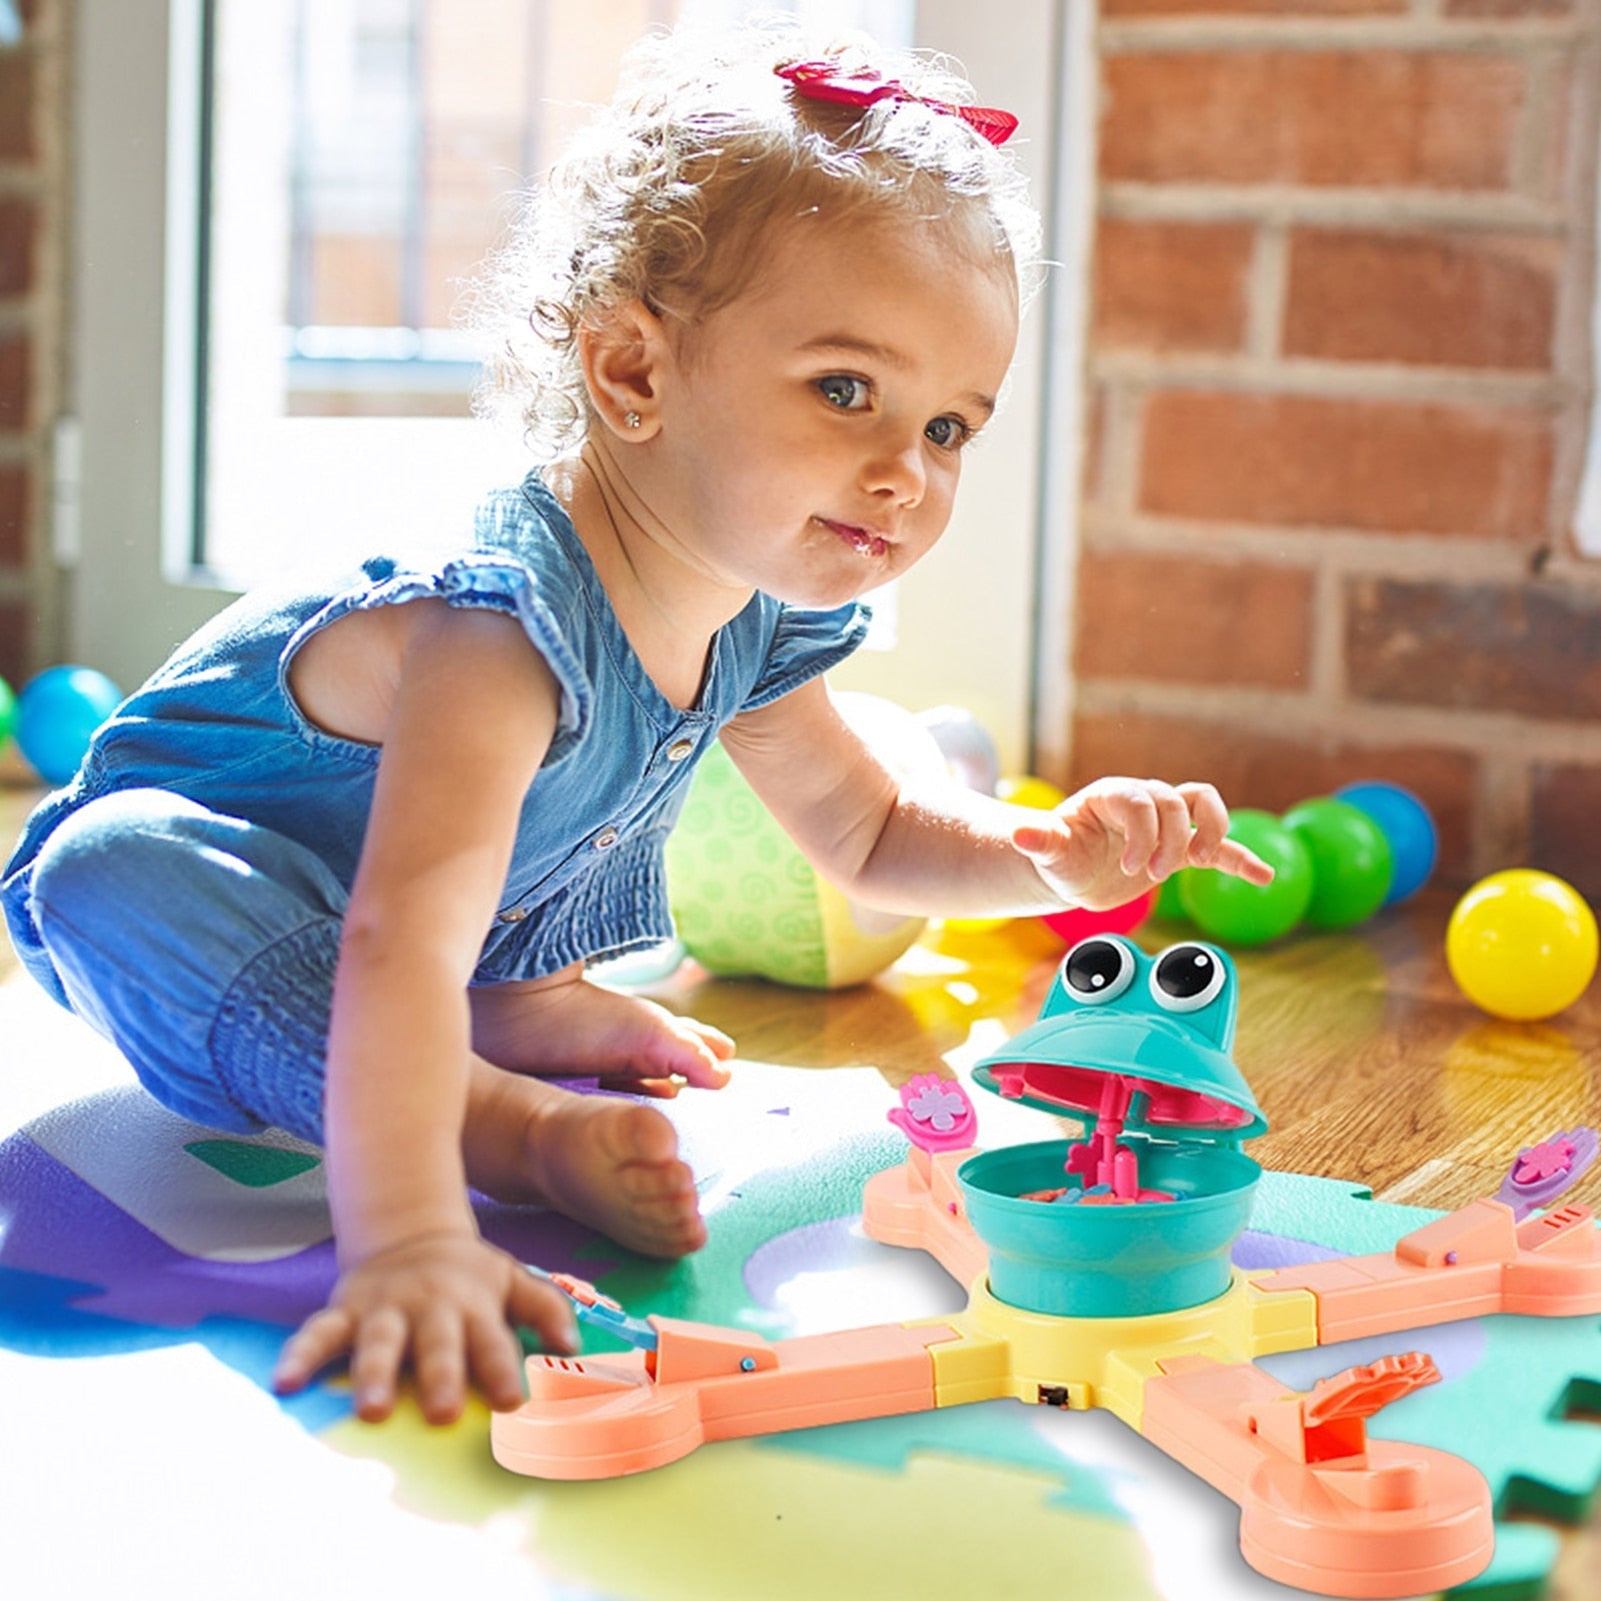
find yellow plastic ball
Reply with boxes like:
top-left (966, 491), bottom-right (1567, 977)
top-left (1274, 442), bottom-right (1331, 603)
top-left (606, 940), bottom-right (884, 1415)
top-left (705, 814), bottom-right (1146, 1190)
top-left (996, 774), bottom-right (1067, 812)
top-left (1446, 869), bottom-right (1598, 1021)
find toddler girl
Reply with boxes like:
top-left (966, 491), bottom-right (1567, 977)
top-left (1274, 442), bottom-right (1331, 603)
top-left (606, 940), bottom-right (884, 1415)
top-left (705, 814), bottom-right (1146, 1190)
top-left (2, 21), bottom-right (1270, 1426)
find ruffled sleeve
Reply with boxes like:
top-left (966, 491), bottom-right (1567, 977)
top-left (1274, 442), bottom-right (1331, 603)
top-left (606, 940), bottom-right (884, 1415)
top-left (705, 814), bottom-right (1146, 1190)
top-left (433, 553), bottom-right (593, 764)
top-left (739, 598), bottom-right (872, 712)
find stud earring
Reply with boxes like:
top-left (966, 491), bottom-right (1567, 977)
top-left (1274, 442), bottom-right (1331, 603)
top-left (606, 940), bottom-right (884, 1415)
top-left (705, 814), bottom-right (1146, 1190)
top-left (623, 410), bottom-right (642, 430)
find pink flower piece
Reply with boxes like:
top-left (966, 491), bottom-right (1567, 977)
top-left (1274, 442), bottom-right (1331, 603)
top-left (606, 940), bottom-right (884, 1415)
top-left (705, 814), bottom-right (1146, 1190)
top-left (909, 1079), bottom-right (968, 1132)
top-left (1493, 1126), bottom-right (1598, 1219)
top-left (1514, 1137), bottom-right (1577, 1185)
top-left (888, 1073), bottom-right (978, 1152)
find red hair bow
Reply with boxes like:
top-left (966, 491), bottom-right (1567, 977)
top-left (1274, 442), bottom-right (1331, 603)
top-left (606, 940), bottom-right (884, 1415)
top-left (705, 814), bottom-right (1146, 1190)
top-left (776, 59), bottom-right (1018, 147)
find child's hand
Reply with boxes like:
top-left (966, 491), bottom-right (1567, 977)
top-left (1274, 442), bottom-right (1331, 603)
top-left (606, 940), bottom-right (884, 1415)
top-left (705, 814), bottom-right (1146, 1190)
top-left (1010, 778), bottom-right (1274, 912)
top-left (272, 1231), bottom-right (578, 1425)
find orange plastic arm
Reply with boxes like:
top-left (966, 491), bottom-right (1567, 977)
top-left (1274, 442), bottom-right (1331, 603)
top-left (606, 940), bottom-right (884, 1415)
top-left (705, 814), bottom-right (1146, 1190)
top-left (492, 1316), bottom-right (963, 1480)
top-left (1257, 1198), bottom-right (1601, 1344)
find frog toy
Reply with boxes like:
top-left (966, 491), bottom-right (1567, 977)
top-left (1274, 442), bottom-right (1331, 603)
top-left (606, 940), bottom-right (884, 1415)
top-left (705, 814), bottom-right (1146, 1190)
top-left (959, 937), bottom-right (1265, 1319)
top-left (493, 937), bottom-right (1601, 1599)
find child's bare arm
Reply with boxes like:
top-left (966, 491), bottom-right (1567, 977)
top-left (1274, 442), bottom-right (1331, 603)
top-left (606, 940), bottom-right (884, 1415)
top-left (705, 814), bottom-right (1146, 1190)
top-left (272, 602), bottom-right (577, 1421)
top-left (719, 679), bottom-right (1272, 918)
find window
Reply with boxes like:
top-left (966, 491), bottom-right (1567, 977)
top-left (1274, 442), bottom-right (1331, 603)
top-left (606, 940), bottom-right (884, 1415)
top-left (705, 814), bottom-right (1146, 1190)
top-left (70, 0), bottom-right (1082, 771)
top-left (201, 0), bottom-right (689, 583)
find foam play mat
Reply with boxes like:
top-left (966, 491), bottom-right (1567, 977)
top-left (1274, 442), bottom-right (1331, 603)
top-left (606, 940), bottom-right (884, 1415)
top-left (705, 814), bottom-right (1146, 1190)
top-left (2, 968), bottom-right (1599, 1601)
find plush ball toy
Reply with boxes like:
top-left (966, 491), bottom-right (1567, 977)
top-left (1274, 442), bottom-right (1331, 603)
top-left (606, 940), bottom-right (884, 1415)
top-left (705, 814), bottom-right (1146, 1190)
top-left (665, 693), bottom-right (945, 988)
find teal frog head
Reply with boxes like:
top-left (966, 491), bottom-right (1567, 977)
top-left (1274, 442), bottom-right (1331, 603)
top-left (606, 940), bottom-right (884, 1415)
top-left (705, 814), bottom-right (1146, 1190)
top-left (962, 936), bottom-right (1267, 1317)
top-left (972, 936), bottom-right (1267, 1144)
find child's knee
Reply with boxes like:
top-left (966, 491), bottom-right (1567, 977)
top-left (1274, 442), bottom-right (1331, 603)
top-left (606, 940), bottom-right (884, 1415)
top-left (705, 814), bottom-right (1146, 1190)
top-left (28, 789), bottom-right (337, 1141)
top-left (32, 787), bottom-right (346, 944)
top-left (29, 788), bottom-right (192, 934)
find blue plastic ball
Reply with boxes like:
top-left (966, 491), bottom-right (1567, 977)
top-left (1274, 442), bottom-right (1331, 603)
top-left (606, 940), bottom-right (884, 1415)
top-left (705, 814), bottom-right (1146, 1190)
top-left (1335, 781), bottom-right (1438, 905)
top-left (15, 665), bottom-right (124, 785)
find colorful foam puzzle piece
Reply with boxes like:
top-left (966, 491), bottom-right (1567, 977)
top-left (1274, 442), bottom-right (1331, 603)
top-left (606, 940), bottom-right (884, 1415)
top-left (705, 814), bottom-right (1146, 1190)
top-left (1228, 1172), bottom-right (1601, 1597)
top-left (2, 1046), bottom-right (1600, 1598)
top-left (578, 1157), bottom-right (1601, 1599)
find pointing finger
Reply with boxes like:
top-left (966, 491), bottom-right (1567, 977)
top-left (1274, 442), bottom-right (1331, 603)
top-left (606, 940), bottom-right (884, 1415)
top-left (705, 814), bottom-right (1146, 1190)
top-left (1212, 839), bottom-right (1276, 886)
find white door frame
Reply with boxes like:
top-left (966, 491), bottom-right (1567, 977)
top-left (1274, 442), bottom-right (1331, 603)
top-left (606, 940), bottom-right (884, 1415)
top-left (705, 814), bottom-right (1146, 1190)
top-left (71, 0), bottom-right (230, 691)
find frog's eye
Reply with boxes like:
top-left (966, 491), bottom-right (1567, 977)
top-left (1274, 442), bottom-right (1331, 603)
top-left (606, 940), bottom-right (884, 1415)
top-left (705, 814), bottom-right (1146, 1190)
top-left (1150, 943), bottom-right (1227, 1013)
top-left (1061, 937), bottom-right (1137, 1005)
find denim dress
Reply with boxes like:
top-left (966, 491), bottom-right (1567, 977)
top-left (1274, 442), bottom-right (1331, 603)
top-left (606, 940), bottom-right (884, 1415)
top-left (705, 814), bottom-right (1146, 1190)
top-left (1, 472), bottom-right (868, 1143)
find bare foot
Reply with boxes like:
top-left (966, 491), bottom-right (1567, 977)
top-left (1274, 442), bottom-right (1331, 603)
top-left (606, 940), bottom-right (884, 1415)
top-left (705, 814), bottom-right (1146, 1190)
top-left (469, 963), bottom-right (735, 1094)
top-left (464, 1063), bottom-right (708, 1258)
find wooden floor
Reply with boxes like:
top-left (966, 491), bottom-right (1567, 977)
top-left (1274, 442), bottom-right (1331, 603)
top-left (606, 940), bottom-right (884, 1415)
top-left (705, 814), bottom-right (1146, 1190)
top-left (0, 782), bottom-right (35, 988)
top-left (4, 776), bottom-right (1600, 1594)
top-left (0, 782), bottom-right (35, 985)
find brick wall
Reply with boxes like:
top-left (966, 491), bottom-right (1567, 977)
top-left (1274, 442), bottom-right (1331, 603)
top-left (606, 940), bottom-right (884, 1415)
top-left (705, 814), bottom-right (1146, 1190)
top-left (5, 2), bottom-right (1601, 901)
top-left (0, 0), bottom-right (64, 700)
top-left (1064, 0), bottom-right (1601, 900)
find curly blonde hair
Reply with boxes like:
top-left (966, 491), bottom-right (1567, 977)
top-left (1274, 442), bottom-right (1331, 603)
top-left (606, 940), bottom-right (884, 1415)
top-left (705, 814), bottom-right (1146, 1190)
top-left (471, 16), bottom-right (1041, 461)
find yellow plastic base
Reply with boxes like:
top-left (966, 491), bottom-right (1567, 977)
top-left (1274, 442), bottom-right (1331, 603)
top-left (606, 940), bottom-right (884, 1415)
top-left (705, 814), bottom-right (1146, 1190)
top-left (917, 1271), bottom-right (1320, 1428)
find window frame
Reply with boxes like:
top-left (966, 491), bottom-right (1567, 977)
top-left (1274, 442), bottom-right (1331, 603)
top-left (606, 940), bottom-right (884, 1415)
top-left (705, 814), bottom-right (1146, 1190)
top-left (69, 0), bottom-right (1087, 774)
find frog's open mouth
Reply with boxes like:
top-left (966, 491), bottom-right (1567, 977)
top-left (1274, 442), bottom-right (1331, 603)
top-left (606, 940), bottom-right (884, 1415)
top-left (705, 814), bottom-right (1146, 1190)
top-left (976, 1010), bottom-right (1264, 1138)
top-left (989, 1058), bottom-right (1256, 1133)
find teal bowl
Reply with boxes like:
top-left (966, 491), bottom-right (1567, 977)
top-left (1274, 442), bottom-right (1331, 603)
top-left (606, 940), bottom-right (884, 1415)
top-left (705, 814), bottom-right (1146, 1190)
top-left (957, 1138), bottom-right (1260, 1318)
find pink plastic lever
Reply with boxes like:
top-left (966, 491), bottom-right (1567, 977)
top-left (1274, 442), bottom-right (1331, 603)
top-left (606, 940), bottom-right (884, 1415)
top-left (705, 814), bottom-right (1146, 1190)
top-left (1493, 1127), bottom-right (1598, 1221)
top-left (887, 1074), bottom-right (978, 1153)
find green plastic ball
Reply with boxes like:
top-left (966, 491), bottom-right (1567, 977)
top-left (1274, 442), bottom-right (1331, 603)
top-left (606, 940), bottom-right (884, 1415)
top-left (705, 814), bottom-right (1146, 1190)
top-left (1179, 809), bottom-right (1314, 947)
top-left (1153, 868), bottom-right (1191, 923)
top-left (0, 673), bottom-right (15, 747)
top-left (1282, 796), bottom-right (1394, 930)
